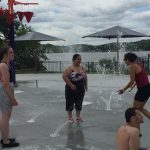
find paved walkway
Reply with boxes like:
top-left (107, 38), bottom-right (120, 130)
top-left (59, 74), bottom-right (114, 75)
top-left (1, 74), bottom-right (149, 149)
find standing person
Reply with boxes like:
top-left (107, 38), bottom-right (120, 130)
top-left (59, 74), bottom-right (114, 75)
top-left (0, 47), bottom-right (19, 148)
top-left (118, 52), bottom-right (150, 121)
top-left (62, 54), bottom-right (88, 123)
top-left (116, 107), bottom-right (150, 150)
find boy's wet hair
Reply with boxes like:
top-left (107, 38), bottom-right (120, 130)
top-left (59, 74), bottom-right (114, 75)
top-left (125, 107), bottom-right (137, 123)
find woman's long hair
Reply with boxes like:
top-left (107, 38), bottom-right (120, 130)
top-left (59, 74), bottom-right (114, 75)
top-left (0, 47), bottom-right (10, 61)
top-left (124, 52), bottom-right (137, 62)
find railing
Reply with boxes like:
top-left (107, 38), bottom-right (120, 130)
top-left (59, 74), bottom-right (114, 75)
top-left (42, 54), bottom-right (150, 74)
top-left (42, 61), bottom-right (119, 73)
top-left (137, 54), bottom-right (150, 73)
top-left (42, 61), bottom-right (72, 73)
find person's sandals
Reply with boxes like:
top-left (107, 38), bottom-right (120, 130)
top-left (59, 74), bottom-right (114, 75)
top-left (1, 138), bottom-right (15, 144)
top-left (139, 133), bottom-right (142, 137)
top-left (68, 118), bottom-right (75, 123)
top-left (76, 117), bottom-right (83, 123)
top-left (1, 140), bottom-right (19, 148)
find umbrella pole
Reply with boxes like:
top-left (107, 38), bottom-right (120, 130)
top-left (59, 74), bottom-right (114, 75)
top-left (32, 41), bottom-right (38, 72)
top-left (116, 36), bottom-right (119, 74)
top-left (8, 21), bottom-right (16, 86)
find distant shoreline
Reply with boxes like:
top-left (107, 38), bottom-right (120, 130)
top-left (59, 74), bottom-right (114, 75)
top-left (45, 51), bottom-right (150, 62)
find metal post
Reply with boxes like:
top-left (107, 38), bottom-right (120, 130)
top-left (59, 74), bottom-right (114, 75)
top-left (116, 36), bottom-right (119, 74)
top-left (59, 61), bottom-right (61, 72)
top-left (35, 79), bottom-right (38, 88)
top-left (8, 22), bottom-right (16, 85)
top-left (6, 0), bottom-right (38, 84)
top-left (8, 0), bottom-right (16, 85)
top-left (88, 62), bottom-right (90, 73)
top-left (148, 54), bottom-right (150, 73)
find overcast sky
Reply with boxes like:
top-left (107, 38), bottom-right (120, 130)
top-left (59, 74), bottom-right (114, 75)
top-left (1, 0), bottom-right (150, 45)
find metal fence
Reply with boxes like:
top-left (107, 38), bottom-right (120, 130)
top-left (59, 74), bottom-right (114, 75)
top-left (42, 61), bottom-right (100, 73)
top-left (137, 54), bottom-right (150, 73)
top-left (43, 61), bottom-right (71, 72)
top-left (42, 54), bottom-right (150, 73)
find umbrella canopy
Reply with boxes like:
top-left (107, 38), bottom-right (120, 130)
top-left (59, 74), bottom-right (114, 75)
top-left (82, 26), bottom-right (149, 39)
top-left (82, 25), bottom-right (149, 74)
top-left (15, 31), bottom-right (65, 41)
top-left (15, 31), bottom-right (64, 72)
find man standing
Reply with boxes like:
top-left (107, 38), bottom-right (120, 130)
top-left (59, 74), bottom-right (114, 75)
top-left (116, 107), bottom-right (150, 150)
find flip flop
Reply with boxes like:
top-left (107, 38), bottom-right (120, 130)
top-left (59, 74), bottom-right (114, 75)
top-left (1, 138), bottom-right (15, 144)
top-left (139, 133), bottom-right (142, 137)
top-left (2, 141), bottom-right (19, 148)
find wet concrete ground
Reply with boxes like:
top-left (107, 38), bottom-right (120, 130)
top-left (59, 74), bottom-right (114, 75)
top-left (1, 74), bottom-right (150, 150)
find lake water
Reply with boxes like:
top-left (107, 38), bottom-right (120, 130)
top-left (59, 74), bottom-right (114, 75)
top-left (46, 51), bottom-right (150, 62)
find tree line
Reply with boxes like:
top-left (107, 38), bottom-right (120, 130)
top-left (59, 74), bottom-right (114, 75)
top-left (43, 40), bottom-right (150, 53)
top-left (0, 14), bottom-right (150, 72)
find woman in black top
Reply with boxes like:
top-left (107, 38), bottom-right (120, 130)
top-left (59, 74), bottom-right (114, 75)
top-left (62, 54), bottom-right (88, 123)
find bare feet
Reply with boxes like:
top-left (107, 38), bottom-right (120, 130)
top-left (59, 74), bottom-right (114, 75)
top-left (76, 117), bottom-right (83, 123)
top-left (68, 118), bottom-right (74, 123)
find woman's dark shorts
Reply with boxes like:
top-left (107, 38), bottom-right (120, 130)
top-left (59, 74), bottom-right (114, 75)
top-left (65, 83), bottom-right (85, 111)
top-left (134, 84), bottom-right (150, 102)
top-left (139, 148), bottom-right (147, 150)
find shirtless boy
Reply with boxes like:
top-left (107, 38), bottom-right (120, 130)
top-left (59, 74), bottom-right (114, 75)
top-left (116, 107), bottom-right (150, 150)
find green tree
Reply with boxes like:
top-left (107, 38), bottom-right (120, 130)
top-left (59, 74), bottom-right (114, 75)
top-left (15, 24), bottom-right (47, 71)
top-left (0, 14), bottom-right (47, 71)
top-left (0, 12), bottom-right (20, 46)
